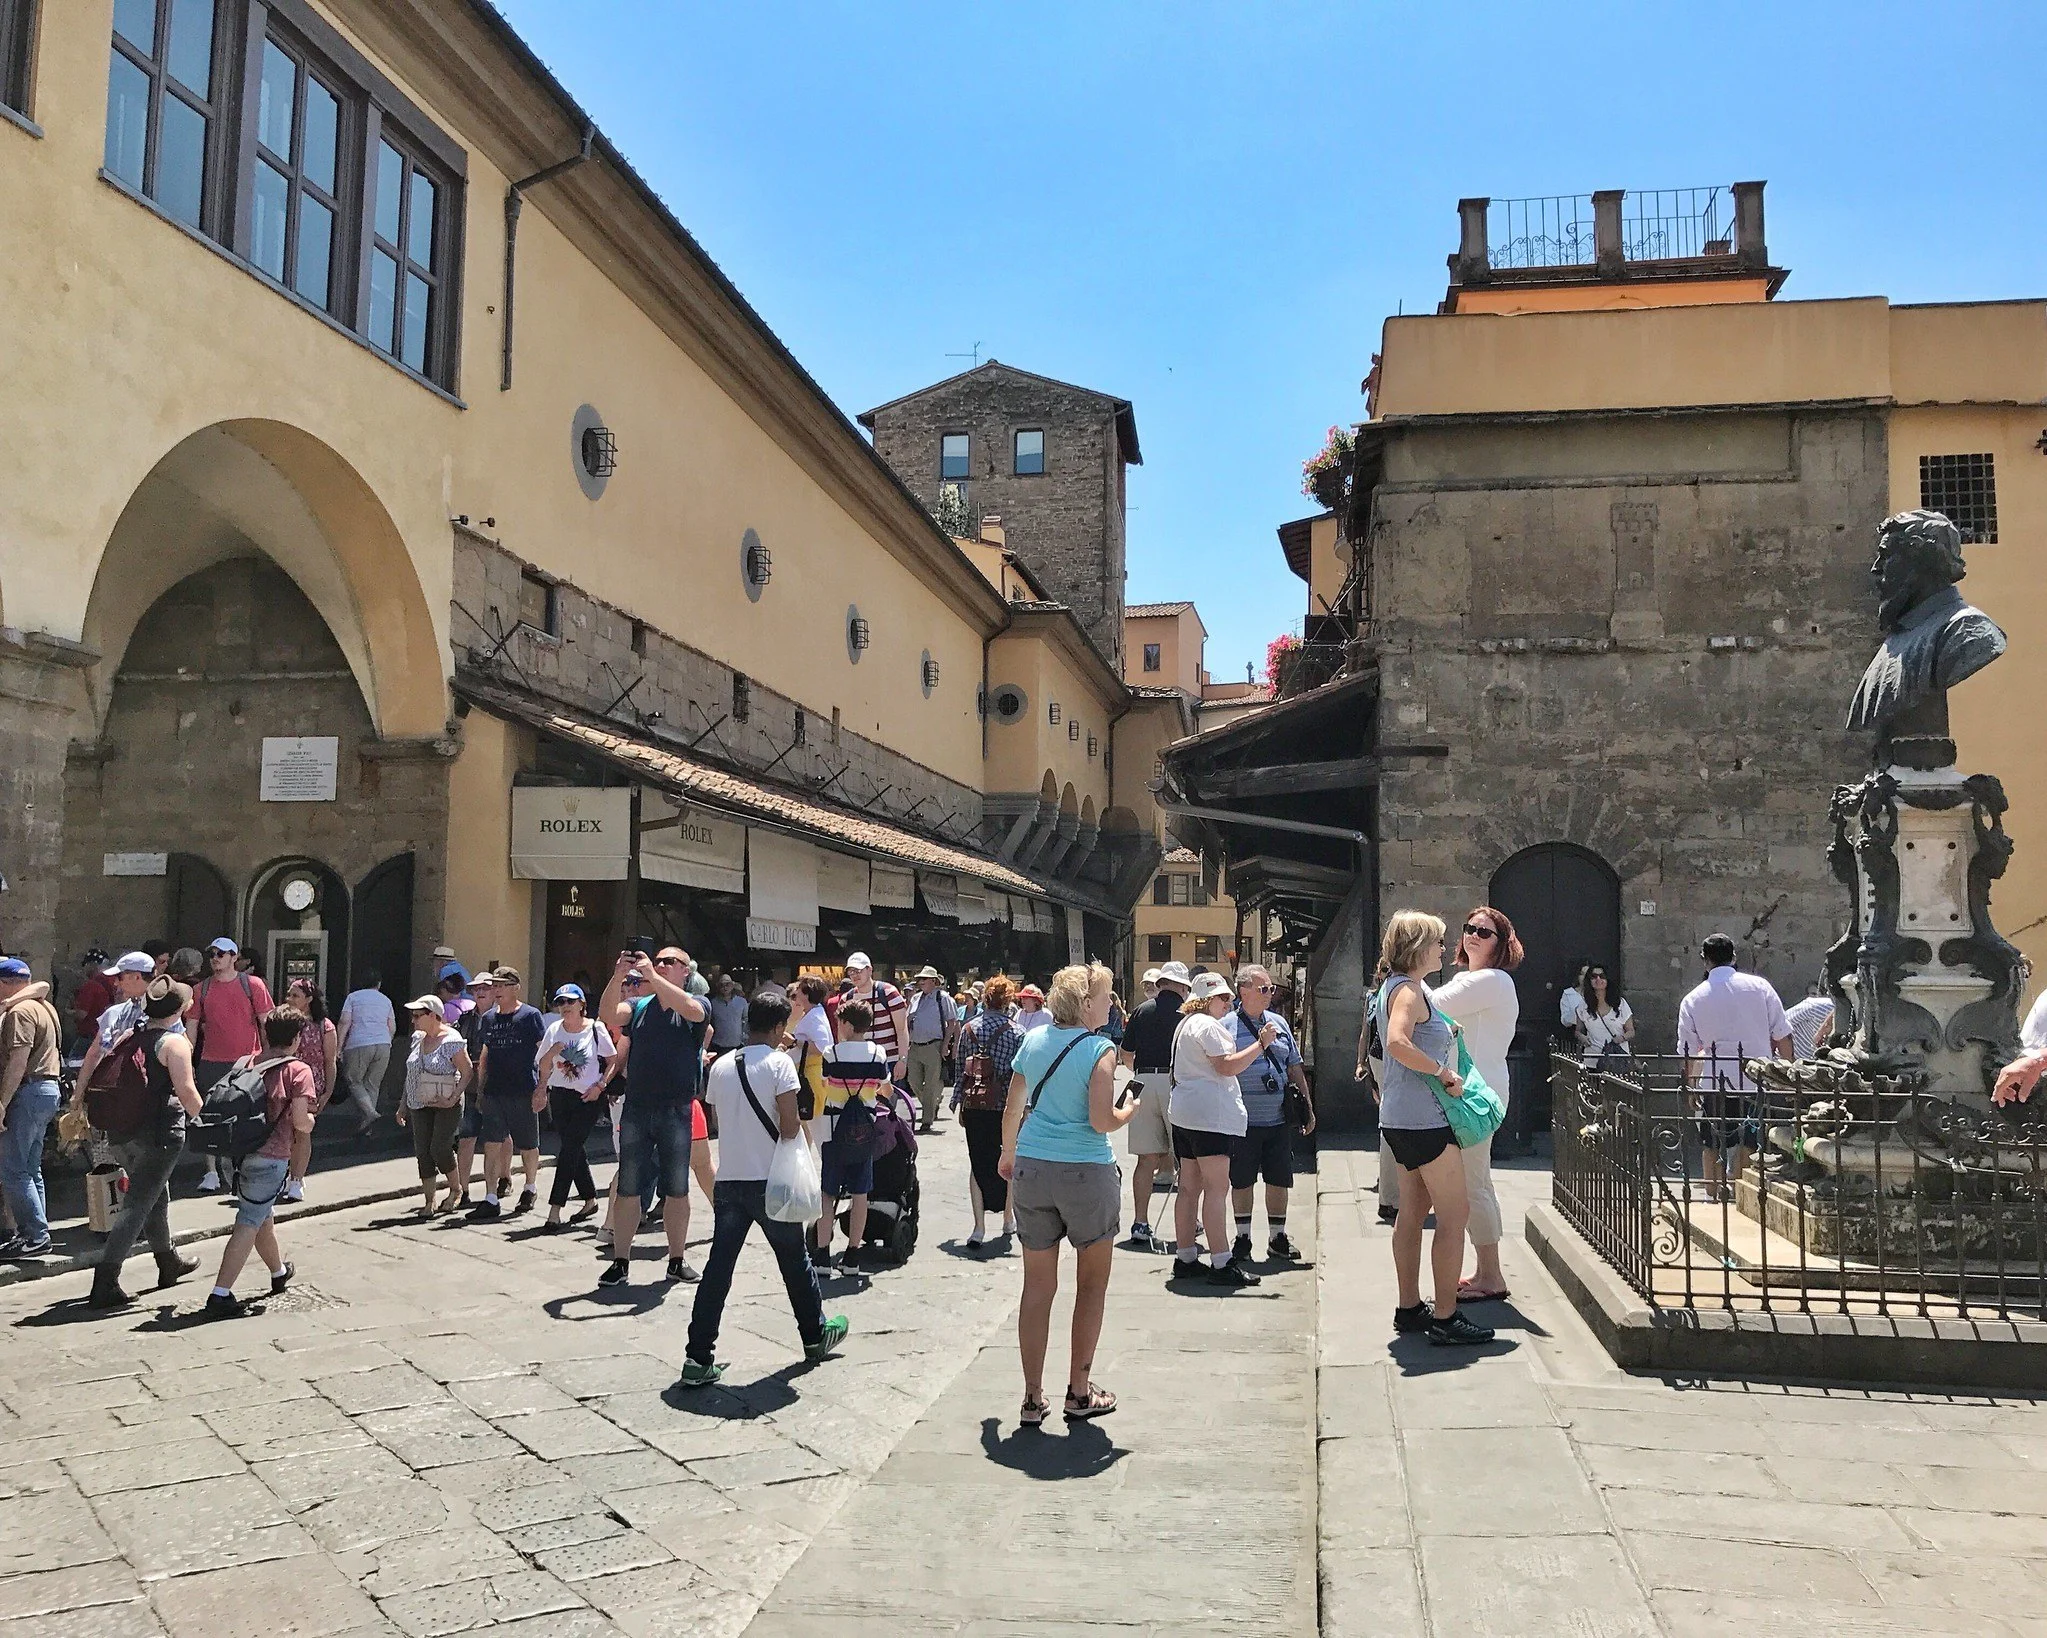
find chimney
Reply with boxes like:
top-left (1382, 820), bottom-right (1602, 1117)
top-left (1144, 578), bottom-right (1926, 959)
top-left (979, 514), bottom-right (1006, 546)
top-left (1592, 189), bottom-right (1625, 276)
top-left (1453, 197), bottom-right (1491, 285)
top-left (1732, 181), bottom-right (1767, 270)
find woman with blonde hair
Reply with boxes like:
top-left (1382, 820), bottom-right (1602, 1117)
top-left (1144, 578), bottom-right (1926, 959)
top-left (953, 973), bottom-right (1023, 1247)
top-left (998, 962), bottom-right (1131, 1426)
top-left (1372, 911), bottom-right (1494, 1346)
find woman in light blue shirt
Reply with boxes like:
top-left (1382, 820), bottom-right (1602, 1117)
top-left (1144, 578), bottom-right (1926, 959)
top-left (998, 961), bottom-right (1133, 1428)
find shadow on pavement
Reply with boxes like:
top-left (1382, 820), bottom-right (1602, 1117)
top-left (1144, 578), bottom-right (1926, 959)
top-left (1388, 1330), bottom-right (1521, 1374)
top-left (979, 1415), bottom-right (1126, 1480)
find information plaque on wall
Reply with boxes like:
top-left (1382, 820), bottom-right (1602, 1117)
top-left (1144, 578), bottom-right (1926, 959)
top-left (260, 737), bottom-right (339, 802)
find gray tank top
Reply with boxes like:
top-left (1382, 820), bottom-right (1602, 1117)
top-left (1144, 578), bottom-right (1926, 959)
top-left (1375, 977), bottom-right (1451, 1132)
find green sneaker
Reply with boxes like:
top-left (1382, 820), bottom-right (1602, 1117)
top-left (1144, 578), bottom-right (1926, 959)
top-left (677, 1358), bottom-right (724, 1389)
top-left (805, 1315), bottom-right (850, 1362)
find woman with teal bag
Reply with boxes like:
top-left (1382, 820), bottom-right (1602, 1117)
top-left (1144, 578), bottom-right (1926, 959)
top-left (1373, 911), bottom-right (1496, 1347)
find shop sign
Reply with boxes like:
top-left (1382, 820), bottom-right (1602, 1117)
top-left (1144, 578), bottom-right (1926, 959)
top-left (870, 864), bottom-right (916, 910)
top-left (1066, 906), bottom-right (1085, 966)
top-left (817, 850), bottom-right (871, 913)
top-left (259, 736), bottom-right (338, 802)
top-left (102, 852), bottom-right (168, 877)
top-left (917, 871), bottom-right (958, 919)
top-left (639, 802), bottom-right (744, 893)
top-left (747, 916), bottom-right (816, 953)
top-left (510, 786), bottom-right (630, 880)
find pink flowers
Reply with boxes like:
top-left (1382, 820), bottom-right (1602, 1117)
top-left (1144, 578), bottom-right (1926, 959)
top-left (1265, 632), bottom-right (1301, 690)
top-left (1301, 425), bottom-right (1354, 499)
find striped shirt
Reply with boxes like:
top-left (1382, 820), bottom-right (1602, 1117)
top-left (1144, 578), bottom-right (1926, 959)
top-left (828, 981), bottom-right (906, 1069)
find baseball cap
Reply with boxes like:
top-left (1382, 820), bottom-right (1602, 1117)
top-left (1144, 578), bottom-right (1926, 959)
top-left (207, 937), bottom-right (239, 955)
top-left (491, 966), bottom-right (522, 986)
top-left (105, 951), bottom-right (155, 976)
top-left (436, 959), bottom-right (469, 984)
top-left (405, 994), bottom-right (446, 1018)
top-left (552, 983), bottom-right (586, 1004)
top-left (1156, 961), bottom-right (1192, 988)
top-left (1189, 971), bottom-right (1231, 1002)
top-left (1142, 968), bottom-right (1162, 985)
top-left (845, 952), bottom-right (873, 971)
top-left (469, 970), bottom-right (499, 987)
top-left (0, 958), bottom-right (31, 980)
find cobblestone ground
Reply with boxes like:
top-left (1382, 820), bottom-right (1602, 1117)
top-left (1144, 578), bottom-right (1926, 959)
top-left (0, 1124), bottom-right (1317, 1637)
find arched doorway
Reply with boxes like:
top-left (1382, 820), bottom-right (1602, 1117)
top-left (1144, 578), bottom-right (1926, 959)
top-left (247, 856), bottom-right (351, 1004)
top-left (167, 854), bottom-right (234, 952)
top-left (1489, 842), bottom-right (1622, 1139)
top-left (353, 854), bottom-right (416, 999)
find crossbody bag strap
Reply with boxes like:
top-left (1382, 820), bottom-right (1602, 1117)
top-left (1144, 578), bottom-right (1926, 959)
top-left (733, 1051), bottom-right (781, 1142)
top-left (1026, 1032), bottom-right (1093, 1113)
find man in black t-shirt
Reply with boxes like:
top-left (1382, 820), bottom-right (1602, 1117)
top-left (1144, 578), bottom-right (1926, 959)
top-left (1118, 960), bottom-right (1190, 1247)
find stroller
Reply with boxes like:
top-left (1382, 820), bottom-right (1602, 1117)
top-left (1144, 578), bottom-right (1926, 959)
top-left (838, 1086), bottom-right (921, 1265)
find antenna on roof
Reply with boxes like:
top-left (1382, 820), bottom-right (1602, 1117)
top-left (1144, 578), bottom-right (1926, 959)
top-left (1246, 662), bottom-right (1254, 684)
top-left (946, 342), bottom-right (984, 369)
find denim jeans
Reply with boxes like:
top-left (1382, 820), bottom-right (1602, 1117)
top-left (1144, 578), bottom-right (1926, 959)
top-left (0, 1078), bottom-right (60, 1242)
top-left (686, 1180), bottom-right (824, 1365)
top-left (616, 1096), bottom-right (691, 1199)
top-left (96, 1132), bottom-right (184, 1291)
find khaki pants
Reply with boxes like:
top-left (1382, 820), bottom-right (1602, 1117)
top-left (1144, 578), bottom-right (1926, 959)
top-left (907, 1040), bottom-right (946, 1125)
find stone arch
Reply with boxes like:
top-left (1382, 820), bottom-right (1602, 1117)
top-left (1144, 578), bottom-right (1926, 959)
top-left (1468, 784), bottom-right (1660, 886)
top-left (1040, 769), bottom-right (1060, 804)
top-left (81, 420), bottom-right (444, 739)
top-left (1080, 794), bottom-right (1096, 827)
top-left (1059, 781), bottom-right (1078, 818)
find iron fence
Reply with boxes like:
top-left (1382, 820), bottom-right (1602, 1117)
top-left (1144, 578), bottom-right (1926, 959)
top-left (1274, 641), bottom-right (1349, 698)
top-left (1485, 195), bottom-right (1598, 270)
top-left (1550, 1052), bottom-right (2047, 1322)
top-left (1485, 186), bottom-right (1737, 270)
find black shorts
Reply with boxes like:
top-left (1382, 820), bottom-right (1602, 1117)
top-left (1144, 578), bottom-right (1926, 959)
top-left (1172, 1124), bottom-right (1233, 1161)
top-left (480, 1091), bottom-right (539, 1150)
top-left (1382, 1125), bottom-right (1456, 1171)
top-left (1229, 1122), bottom-right (1295, 1189)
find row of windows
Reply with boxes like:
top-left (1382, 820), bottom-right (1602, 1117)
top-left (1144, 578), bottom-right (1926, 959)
top-left (1146, 934), bottom-right (1221, 963)
top-left (1151, 872), bottom-right (1210, 907)
top-left (940, 429), bottom-right (1044, 481)
top-left (95, 0), bottom-right (462, 389)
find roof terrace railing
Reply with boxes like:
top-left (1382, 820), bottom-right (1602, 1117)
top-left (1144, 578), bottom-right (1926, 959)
top-left (1469, 183), bottom-right (1761, 275)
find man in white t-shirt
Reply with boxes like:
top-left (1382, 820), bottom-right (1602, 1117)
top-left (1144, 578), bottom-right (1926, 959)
top-left (335, 972), bottom-right (398, 1126)
top-left (679, 990), bottom-right (848, 1389)
top-left (1676, 934), bottom-right (1792, 1202)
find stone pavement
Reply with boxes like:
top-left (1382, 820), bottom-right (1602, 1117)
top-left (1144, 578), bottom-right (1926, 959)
top-left (1315, 1140), bottom-right (2047, 1637)
top-left (0, 1117), bottom-right (1313, 1637)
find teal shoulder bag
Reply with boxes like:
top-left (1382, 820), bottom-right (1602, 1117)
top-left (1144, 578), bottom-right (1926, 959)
top-left (1429, 1020), bottom-right (1507, 1148)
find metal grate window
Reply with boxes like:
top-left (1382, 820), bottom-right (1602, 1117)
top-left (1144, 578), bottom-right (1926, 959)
top-left (1919, 453), bottom-right (1998, 544)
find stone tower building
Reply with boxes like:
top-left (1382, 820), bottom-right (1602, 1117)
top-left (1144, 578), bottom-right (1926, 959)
top-left (860, 362), bottom-right (1141, 666)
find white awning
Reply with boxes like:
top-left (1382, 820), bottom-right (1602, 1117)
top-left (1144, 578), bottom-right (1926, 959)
top-left (818, 850), bottom-right (871, 914)
top-left (870, 864), bottom-right (916, 910)
top-left (749, 828), bottom-right (820, 927)
top-left (510, 787), bottom-right (630, 881)
top-left (917, 871), bottom-right (959, 919)
top-left (639, 800), bottom-right (745, 893)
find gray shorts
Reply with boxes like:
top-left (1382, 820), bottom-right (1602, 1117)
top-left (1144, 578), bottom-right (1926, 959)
top-left (1011, 1157), bottom-right (1121, 1252)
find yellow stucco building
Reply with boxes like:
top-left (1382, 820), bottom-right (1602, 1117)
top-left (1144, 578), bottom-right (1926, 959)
top-left (0, 0), bottom-right (1171, 1002)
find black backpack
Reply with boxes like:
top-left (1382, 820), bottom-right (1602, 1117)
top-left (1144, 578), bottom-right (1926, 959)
top-left (189, 1056), bottom-right (285, 1160)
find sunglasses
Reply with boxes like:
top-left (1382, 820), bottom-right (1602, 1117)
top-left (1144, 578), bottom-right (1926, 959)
top-left (653, 956), bottom-right (686, 968)
top-left (1243, 982), bottom-right (1274, 993)
top-left (1461, 924), bottom-right (1498, 941)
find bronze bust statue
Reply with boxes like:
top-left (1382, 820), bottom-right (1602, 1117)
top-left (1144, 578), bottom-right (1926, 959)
top-left (1846, 509), bottom-right (2006, 769)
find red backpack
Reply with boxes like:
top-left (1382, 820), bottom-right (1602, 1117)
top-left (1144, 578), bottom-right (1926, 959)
top-left (86, 1030), bottom-right (157, 1138)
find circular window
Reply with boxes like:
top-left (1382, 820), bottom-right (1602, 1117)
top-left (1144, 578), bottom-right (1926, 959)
top-left (740, 529), bottom-right (771, 602)
top-left (989, 684), bottom-right (1028, 725)
top-left (570, 404), bottom-right (614, 500)
top-left (846, 604), bottom-right (870, 664)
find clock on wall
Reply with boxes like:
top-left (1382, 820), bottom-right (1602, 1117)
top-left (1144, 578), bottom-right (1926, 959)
top-left (280, 876), bottom-right (317, 913)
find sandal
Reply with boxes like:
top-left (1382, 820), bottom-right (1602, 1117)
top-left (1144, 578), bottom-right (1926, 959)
top-left (1020, 1394), bottom-right (1051, 1429)
top-left (1064, 1383), bottom-right (1117, 1421)
top-left (1456, 1282), bottom-right (1510, 1302)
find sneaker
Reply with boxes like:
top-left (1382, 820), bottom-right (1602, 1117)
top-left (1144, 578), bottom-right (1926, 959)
top-left (1428, 1311), bottom-right (1496, 1347)
top-left (1232, 1232), bottom-right (1253, 1262)
top-left (966, 1227), bottom-right (985, 1247)
top-left (197, 1172), bottom-right (221, 1193)
top-left (598, 1258), bottom-right (630, 1287)
top-left (1393, 1301), bottom-right (1432, 1334)
top-left (1268, 1231), bottom-right (1299, 1260)
top-left (511, 1189), bottom-right (536, 1216)
top-left (805, 1315), bottom-right (850, 1362)
top-left (469, 1199), bottom-right (502, 1221)
top-left (156, 1253), bottom-right (200, 1287)
top-left (1376, 1205), bottom-right (1399, 1225)
top-left (203, 1292), bottom-right (245, 1320)
top-left (270, 1262), bottom-right (294, 1296)
top-left (1128, 1222), bottom-right (1155, 1248)
top-left (1168, 1256), bottom-right (1205, 1282)
top-left (809, 1243), bottom-right (832, 1269)
top-left (840, 1246), bottom-right (862, 1273)
top-left (678, 1357), bottom-right (724, 1389)
top-left (3, 1235), bottom-right (51, 1259)
top-left (666, 1257), bottom-right (698, 1284)
top-left (281, 1179), bottom-right (305, 1204)
top-left (1206, 1257), bottom-right (1262, 1289)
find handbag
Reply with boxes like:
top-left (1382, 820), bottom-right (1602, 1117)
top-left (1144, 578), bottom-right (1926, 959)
top-left (1428, 1021), bottom-right (1507, 1148)
top-left (957, 1017), bottom-right (1009, 1112)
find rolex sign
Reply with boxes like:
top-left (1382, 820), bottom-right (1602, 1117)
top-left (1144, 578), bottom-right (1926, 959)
top-left (510, 787), bottom-right (631, 880)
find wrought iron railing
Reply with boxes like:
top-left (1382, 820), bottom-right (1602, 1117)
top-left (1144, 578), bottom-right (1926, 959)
top-left (1274, 641), bottom-right (1347, 698)
top-left (1550, 1052), bottom-right (2047, 1322)
top-left (1485, 186), bottom-right (1737, 271)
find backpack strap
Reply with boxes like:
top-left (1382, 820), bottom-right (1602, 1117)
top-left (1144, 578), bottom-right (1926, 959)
top-left (733, 1051), bottom-right (781, 1142)
top-left (1025, 1032), bottom-right (1095, 1113)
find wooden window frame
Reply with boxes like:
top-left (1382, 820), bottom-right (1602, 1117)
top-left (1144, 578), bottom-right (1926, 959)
top-left (106, 0), bottom-right (237, 237)
top-left (1, 0), bottom-right (37, 119)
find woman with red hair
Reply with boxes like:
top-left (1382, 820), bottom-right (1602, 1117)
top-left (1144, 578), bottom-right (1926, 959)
top-left (1430, 906), bottom-right (1522, 1302)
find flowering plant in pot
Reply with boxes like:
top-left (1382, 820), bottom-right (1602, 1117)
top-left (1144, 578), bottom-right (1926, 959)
top-left (1265, 632), bottom-right (1301, 691)
top-left (1300, 425), bottom-right (1354, 511)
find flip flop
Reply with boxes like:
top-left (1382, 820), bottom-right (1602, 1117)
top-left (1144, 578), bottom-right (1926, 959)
top-left (1456, 1283), bottom-right (1510, 1302)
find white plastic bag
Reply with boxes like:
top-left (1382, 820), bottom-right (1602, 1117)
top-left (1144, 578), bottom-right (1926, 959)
top-left (764, 1132), bottom-right (822, 1224)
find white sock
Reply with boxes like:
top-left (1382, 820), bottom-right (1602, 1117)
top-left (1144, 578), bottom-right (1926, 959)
top-left (1176, 1248), bottom-right (1200, 1264)
top-left (485, 1193), bottom-right (498, 1206)
top-left (211, 1285), bottom-right (232, 1299)
top-left (1210, 1249), bottom-right (1231, 1269)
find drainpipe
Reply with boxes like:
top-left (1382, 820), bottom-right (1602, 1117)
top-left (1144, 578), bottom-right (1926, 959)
top-left (501, 125), bottom-right (597, 391)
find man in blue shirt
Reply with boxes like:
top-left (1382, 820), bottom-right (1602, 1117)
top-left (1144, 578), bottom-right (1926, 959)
top-left (1229, 965), bottom-right (1315, 1261)
top-left (471, 968), bottom-right (547, 1220)
top-left (598, 946), bottom-right (709, 1287)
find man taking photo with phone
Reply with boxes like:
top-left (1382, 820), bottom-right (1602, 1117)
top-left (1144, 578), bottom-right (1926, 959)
top-left (598, 946), bottom-right (710, 1286)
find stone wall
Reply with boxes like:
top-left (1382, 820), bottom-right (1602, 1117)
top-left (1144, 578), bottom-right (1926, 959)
top-left (1370, 407), bottom-right (1888, 1048)
top-left (865, 366), bottom-right (1128, 666)
top-left (455, 532), bottom-right (987, 845)
top-left (0, 631), bottom-right (95, 972)
top-left (56, 557), bottom-right (451, 995)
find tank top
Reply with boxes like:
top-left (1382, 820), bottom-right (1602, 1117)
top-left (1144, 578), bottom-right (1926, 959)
top-left (1374, 977), bottom-right (1451, 1133)
top-left (142, 1026), bottom-right (188, 1140)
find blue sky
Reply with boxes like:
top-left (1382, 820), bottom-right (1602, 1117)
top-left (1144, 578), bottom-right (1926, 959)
top-left (494, 1), bottom-right (2046, 684)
